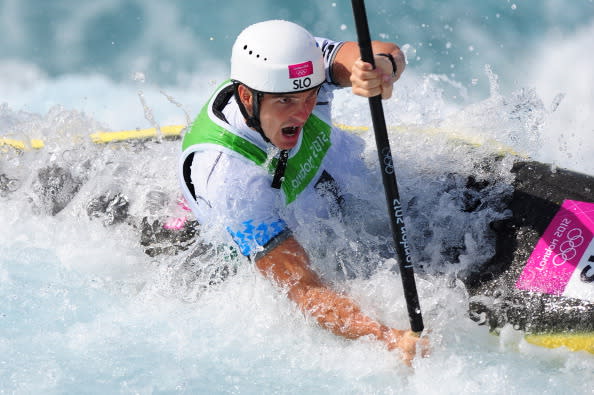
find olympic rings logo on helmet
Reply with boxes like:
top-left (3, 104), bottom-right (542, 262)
top-left (552, 227), bottom-right (585, 266)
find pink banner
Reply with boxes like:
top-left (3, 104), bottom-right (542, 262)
top-left (516, 200), bottom-right (594, 300)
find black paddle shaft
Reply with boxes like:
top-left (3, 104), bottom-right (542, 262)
top-left (351, 0), bottom-right (424, 333)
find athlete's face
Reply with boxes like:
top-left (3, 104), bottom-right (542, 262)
top-left (239, 85), bottom-right (318, 150)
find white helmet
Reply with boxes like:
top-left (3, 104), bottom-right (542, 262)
top-left (230, 20), bottom-right (325, 93)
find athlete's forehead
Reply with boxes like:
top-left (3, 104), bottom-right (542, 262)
top-left (265, 87), bottom-right (319, 99)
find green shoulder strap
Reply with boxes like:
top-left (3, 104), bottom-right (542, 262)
top-left (182, 82), bottom-right (333, 204)
top-left (182, 83), bottom-right (267, 166)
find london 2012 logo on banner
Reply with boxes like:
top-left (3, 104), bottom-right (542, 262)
top-left (516, 200), bottom-right (594, 303)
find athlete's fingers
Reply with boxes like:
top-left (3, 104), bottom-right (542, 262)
top-left (350, 58), bottom-right (395, 99)
top-left (350, 62), bottom-right (382, 97)
top-left (350, 59), bottom-right (379, 81)
top-left (351, 84), bottom-right (383, 98)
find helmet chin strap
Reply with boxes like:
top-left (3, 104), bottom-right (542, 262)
top-left (233, 82), bottom-right (269, 143)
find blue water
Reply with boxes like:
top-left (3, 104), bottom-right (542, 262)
top-left (1, 1), bottom-right (594, 393)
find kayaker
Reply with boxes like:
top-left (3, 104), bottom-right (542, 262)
top-left (179, 19), bottom-right (427, 365)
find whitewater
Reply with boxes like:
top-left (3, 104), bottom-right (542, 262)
top-left (1, 1), bottom-right (593, 394)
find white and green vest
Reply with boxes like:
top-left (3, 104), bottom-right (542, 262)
top-left (180, 81), bottom-right (335, 206)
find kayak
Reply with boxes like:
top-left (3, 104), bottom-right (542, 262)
top-left (2, 124), bottom-right (592, 353)
top-left (466, 160), bottom-right (593, 353)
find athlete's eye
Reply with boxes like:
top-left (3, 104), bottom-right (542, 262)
top-left (278, 97), bottom-right (292, 104)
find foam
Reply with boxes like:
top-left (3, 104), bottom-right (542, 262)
top-left (527, 21), bottom-right (594, 175)
top-left (2, 2), bottom-right (594, 391)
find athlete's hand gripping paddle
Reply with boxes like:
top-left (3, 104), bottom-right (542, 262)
top-left (351, 0), bottom-right (424, 333)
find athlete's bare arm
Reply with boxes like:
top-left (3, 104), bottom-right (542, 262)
top-left (255, 236), bottom-right (425, 365)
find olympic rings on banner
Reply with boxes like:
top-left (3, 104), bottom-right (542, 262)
top-left (553, 228), bottom-right (585, 266)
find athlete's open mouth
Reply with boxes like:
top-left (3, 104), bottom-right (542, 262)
top-left (281, 126), bottom-right (300, 137)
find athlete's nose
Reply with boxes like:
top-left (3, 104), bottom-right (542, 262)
top-left (293, 100), bottom-right (313, 123)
